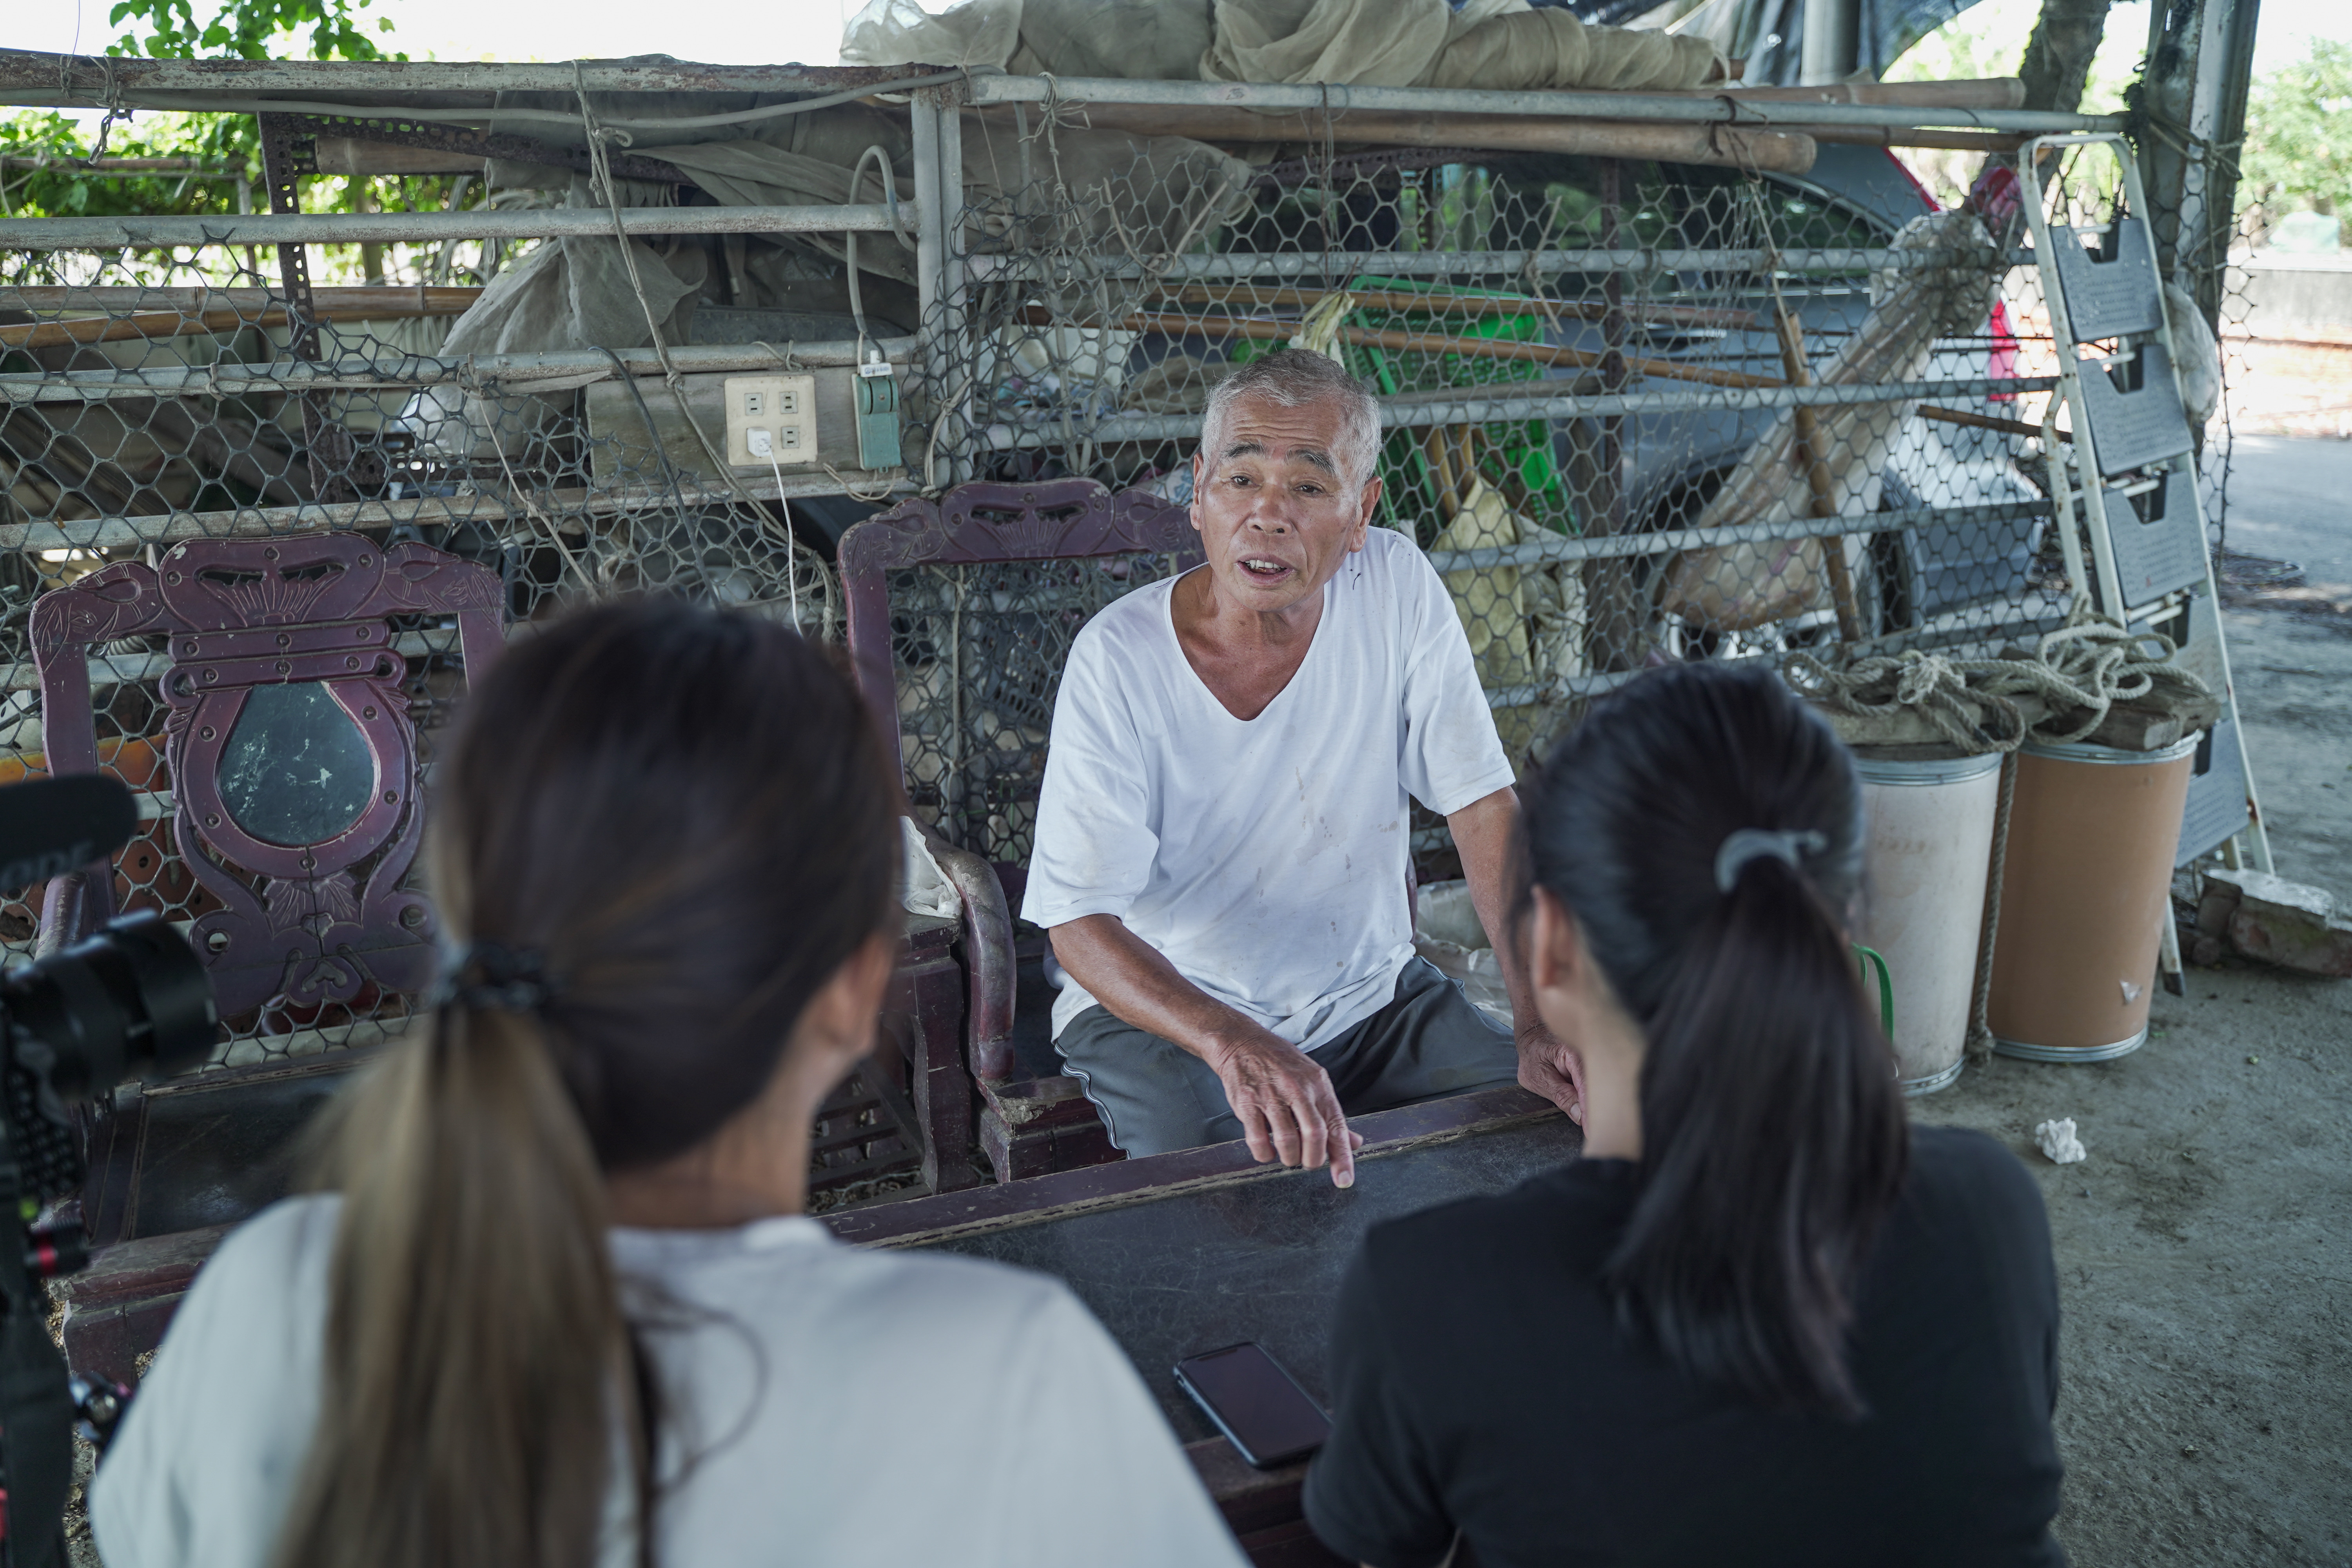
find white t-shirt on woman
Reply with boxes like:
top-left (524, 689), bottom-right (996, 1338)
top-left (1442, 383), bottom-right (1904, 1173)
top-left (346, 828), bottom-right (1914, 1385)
top-left (91, 1196), bottom-right (1246, 1568)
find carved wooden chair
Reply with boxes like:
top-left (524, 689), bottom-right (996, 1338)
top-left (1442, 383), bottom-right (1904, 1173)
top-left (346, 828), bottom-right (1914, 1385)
top-left (30, 535), bottom-right (502, 1283)
top-left (33, 535), bottom-right (505, 1007)
top-left (841, 477), bottom-right (1202, 1183)
top-left (36, 536), bottom-right (934, 1381)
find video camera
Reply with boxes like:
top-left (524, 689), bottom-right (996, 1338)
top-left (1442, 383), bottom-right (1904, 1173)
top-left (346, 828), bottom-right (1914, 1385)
top-left (0, 774), bottom-right (216, 1568)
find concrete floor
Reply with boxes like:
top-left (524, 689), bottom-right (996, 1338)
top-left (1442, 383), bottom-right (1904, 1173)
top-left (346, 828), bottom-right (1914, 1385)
top-left (1914, 434), bottom-right (2352, 1567)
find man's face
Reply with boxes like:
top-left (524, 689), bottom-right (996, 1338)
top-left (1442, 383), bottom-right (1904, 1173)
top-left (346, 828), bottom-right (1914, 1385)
top-left (1189, 392), bottom-right (1380, 615)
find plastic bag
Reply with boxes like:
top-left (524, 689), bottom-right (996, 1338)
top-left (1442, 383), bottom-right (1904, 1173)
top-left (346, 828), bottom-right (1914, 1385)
top-left (900, 817), bottom-right (962, 920)
top-left (1414, 879), bottom-right (1511, 1026)
top-left (840, 0), bottom-right (1023, 70)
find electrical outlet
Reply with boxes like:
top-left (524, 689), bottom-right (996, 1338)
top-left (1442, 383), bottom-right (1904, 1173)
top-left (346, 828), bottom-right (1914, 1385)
top-left (724, 374), bottom-right (817, 468)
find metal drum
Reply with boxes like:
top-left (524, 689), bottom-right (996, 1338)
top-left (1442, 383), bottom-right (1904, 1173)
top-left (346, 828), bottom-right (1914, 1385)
top-left (1987, 735), bottom-right (2200, 1062)
top-left (1854, 750), bottom-right (2004, 1094)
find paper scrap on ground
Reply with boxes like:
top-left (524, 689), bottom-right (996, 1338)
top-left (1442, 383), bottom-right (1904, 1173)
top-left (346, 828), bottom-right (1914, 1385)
top-left (2034, 1117), bottom-right (2087, 1165)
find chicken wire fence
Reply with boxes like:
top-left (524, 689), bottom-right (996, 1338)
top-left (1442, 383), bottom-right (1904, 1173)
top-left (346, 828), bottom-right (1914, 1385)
top-left (6, 95), bottom-right (2241, 1059)
top-left (904, 126), bottom-right (2067, 864)
top-left (0, 240), bottom-right (834, 1067)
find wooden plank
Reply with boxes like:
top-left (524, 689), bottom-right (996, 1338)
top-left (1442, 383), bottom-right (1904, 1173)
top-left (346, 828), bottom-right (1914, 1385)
top-left (827, 1085), bottom-right (1559, 1249)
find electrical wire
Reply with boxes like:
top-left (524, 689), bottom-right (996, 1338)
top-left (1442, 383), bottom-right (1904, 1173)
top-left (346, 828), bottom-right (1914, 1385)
top-left (763, 445), bottom-right (803, 631)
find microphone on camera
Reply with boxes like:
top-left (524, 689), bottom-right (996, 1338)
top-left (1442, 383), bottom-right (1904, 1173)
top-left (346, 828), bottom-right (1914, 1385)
top-left (0, 776), bottom-right (139, 893)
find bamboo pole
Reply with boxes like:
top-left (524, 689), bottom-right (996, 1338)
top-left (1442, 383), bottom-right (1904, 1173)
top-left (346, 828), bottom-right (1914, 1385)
top-left (1772, 308), bottom-right (1864, 643)
top-left (1793, 126), bottom-right (2026, 152)
top-left (1662, 77), bottom-right (2026, 109)
top-left (1030, 305), bottom-right (2058, 443)
top-left (1154, 285), bottom-right (1758, 332)
top-left (979, 104), bottom-right (1818, 174)
top-left (0, 291), bottom-right (483, 352)
top-left (4, 286), bottom-right (485, 311)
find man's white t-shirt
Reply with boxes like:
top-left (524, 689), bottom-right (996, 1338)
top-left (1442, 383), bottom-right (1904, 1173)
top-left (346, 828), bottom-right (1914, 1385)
top-left (91, 1196), bottom-right (1245, 1568)
top-left (1022, 526), bottom-right (1517, 1051)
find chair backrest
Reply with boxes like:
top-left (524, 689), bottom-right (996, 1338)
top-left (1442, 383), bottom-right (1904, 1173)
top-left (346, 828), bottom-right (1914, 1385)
top-left (30, 535), bottom-right (504, 1025)
top-left (840, 478), bottom-right (1201, 864)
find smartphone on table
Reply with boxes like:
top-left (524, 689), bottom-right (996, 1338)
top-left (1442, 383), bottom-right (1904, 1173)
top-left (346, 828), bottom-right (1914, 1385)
top-left (1173, 1341), bottom-right (1332, 1469)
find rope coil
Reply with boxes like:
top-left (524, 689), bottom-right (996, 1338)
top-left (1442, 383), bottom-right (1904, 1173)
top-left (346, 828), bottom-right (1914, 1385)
top-left (1786, 610), bottom-right (2213, 757)
top-left (1788, 610), bottom-right (2213, 1067)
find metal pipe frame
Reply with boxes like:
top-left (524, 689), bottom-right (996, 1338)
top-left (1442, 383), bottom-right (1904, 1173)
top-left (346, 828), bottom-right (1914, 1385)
top-left (1423, 499), bottom-right (2051, 571)
top-left (5, 202), bottom-right (908, 251)
top-left (964, 74), bottom-right (2123, 133)
top-left (970, 375), bottom-right (2059, 448)
top-left (0, 338), bottom-right (920, 405)
top-left (0, 48), bottom-right (940, 102)
top-left (0, 462), bottom-right (915, 553)
top-left (1470, 597), bottom-right (2077, 714)
top-left (965, 247), bottom-right (2037, 283)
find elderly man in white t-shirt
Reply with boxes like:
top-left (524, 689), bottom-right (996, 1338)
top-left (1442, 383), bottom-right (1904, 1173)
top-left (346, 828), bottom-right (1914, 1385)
top-left (1021, 350), bottom-right (1584, 1187)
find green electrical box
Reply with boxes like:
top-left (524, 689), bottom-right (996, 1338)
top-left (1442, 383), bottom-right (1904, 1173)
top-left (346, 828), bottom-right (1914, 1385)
top-left (855, 352), bottom-right (902, 470)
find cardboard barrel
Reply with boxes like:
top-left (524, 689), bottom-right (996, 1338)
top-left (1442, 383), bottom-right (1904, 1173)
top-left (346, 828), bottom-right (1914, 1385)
top-left (1854, 750), bottom-right (2004, 1094)
top-left (1988, 735), bottom-right (2199, 1062)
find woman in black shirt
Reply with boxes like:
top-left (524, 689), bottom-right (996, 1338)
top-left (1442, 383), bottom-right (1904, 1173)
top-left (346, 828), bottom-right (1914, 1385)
top-left (1305, 662), bottom-right (2064, 1568)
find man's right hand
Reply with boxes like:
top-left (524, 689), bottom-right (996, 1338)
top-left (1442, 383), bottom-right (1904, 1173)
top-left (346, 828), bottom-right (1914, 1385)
top-left (1202, 1029), bottom-right (1364, 1188)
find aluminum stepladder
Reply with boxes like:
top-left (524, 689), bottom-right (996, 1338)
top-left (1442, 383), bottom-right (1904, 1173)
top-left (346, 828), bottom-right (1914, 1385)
top-left (2017, 133), bottom-right (2274, 908)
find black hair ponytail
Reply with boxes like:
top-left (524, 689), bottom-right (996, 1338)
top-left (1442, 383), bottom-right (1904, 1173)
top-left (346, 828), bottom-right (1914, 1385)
top-left (1521, 661), bottom-right (1907, 1419)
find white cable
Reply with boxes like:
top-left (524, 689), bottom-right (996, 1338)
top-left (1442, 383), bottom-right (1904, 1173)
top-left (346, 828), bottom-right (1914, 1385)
top-left (764, 446), bottom-right (801, 631)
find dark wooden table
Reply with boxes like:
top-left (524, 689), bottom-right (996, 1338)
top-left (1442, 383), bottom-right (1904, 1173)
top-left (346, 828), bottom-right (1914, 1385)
top-left (827, 1085), bottom-right (1581, 1565)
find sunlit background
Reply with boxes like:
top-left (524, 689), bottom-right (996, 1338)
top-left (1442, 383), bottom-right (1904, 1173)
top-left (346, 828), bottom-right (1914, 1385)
top-left (4, 0), bottom-right (2341, 72)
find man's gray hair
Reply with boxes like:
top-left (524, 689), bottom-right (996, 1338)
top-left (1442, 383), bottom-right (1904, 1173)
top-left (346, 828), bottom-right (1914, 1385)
top-left (1201, 349), bottom-right (1384, 491)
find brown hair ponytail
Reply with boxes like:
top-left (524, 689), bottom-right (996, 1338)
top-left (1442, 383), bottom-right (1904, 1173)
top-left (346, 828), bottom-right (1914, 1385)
top-left (274, 600), bottom-right (899, 1568)
top-left (277, 1006), bottom-right (630, 1568)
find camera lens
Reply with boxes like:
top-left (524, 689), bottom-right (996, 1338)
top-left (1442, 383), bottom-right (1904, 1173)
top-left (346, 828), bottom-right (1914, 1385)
top-left (2, 911), bottom-right (218, 1105)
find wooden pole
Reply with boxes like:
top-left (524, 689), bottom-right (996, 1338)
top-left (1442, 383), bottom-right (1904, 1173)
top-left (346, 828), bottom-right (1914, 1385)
top-left (0, 291), bottom-right (483, 352)
top-left (1790, 125), bottom-right (2027, 152)
top-left (978, 104), bottom-right (1818, 174)
top-left (1028, 305), bottom-right (2061, 443)
top-left (1772, 308), bottom-right (1864, 643)
top-left (1660, 77), bottom-right (2025, 108)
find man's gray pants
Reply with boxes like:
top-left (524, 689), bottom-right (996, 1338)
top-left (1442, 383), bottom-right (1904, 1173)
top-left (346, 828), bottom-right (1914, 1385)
top-left (1051, 958), bottom-right (1521, 1158)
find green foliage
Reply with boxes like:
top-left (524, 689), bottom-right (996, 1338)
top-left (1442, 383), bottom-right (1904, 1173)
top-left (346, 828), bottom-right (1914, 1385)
top-left (1885, 0), bottom-right (2147, 114)
top-left (105, 0), bottom-right (399, 63)
top-left (2241, 37), bottom-right (2352, 218)
top-left (2, 0), bottom-right (408, 236)
top-left (0, 109), bottom-right (254, 220)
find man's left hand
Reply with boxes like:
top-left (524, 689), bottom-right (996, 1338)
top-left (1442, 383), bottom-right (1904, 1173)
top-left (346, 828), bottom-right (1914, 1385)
top-left (1515, 1022), bottom-right (1585, 1126)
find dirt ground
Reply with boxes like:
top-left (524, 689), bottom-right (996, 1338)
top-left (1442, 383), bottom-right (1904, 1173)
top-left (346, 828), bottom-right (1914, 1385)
top-left (1911, 433), bottom-right (2352, 1567)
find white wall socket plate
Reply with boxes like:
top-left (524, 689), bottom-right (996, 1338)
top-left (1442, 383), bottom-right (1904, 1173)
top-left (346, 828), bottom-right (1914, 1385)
top-left (724, 374), bottom-right (818, 468)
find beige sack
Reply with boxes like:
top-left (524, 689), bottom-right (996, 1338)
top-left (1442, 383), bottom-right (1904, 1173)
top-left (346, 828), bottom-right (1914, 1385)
top-left (1425, 8), bottom-right (1726, 92)
top-left (1202, 0), bottom-right (1723, 91)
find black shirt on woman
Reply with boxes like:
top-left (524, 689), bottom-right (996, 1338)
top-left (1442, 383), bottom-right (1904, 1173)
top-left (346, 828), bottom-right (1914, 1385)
top-left (1304, 1125), bottom-right (2065, 1568)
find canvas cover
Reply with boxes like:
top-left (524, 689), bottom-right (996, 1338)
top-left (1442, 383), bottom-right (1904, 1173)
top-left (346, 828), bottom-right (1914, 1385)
top-left (840, 0), bottom-right (1725, 90)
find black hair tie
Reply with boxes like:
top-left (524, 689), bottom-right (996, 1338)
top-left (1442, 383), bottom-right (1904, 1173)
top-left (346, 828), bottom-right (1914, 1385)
top-left (435, 940), bottom-right (563, 1015)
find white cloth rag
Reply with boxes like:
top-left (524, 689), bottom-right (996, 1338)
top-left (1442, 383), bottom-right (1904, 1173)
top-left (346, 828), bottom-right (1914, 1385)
top-left (2034, 1118), bottom-right (2087, 1165)
top-left (900, 818), bottom-right (961, 920)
